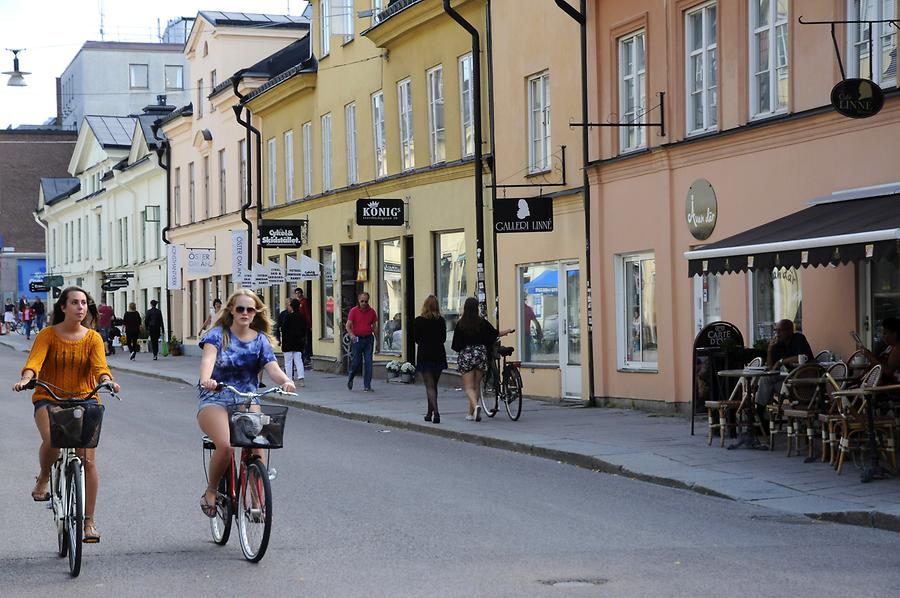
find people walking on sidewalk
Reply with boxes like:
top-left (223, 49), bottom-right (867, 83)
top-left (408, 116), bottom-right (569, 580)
top-left (451, 297), bottom-right (514, 422)
top-left (123, 303), bottom-right (142, 360)
top-left (280, 299), bottom-right (307, 386)
top-left (145, 300), bottom-right (164, 360)
top-left (32, 297), bottom-right (45, 331)
top-left (294, 288), bottom-right (313, 367)
top-left (97, 299), bottom-right (115, 355)
top-left (414, 295), bottom-right (447, 424)
top-left (3, 298), bottom-right (14, 334)
top-left (12, 285), bottom-right (120, 544)
top-left (346, 292), bottom-right (378, 392)
top-left (21, 302), bottom-right (34, 340)
top-left (197, 289), bottom-right (295, 518)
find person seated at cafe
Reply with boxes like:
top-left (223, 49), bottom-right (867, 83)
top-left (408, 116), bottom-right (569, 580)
top-left (856, 317), bottom-right (900, 384)
top-left (755, 319), bottom-right (815, 406)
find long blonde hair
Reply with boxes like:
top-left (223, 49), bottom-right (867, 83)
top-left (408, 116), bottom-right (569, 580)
top-left (420, 294), bottom-right (441, 319)
top-left (213, 289), bottom-right (273, 351)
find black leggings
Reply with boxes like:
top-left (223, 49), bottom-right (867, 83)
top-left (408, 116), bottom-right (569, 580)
top-left (126, 331), bottom-right (139, 354)
top-left (422, 369), bottom-right (442, 416)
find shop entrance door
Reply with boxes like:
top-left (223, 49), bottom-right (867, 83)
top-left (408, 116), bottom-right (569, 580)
top-left (340, 244), bottom-right (363, 369)
top-left (560, 262), bottom-right (582, 399)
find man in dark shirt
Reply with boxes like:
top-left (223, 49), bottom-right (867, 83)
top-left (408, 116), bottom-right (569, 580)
top-left (145, 300), bottom-right (164, 360)
top-left (757, 319), bottom-right (815, 405)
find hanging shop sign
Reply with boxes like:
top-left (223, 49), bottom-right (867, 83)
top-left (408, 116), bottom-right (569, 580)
top-left (167, 245), bottom-right (182, 290)
top-left (268, 259), bottom-right (286, 284)
top-left (259, 220), bottom-right (307, 248)
top-left (831, 78), bottom-right (884, 119)
top-left (685, 179), bottom-right (718, 240)
top-left (231, 230), bottom-right (248, 275)
top-left (186, 248), bottom-right (214, 276)
top-left (286, 255), bottom-right (321, 281)
top-left (356, 198), bottom-right (404, 226)
top-left (494, 197), bottom-right (553, 233)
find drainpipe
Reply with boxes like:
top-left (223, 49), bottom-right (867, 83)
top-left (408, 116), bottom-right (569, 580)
top-left (154, 133), bottom-right (174, 347)
top-left (553, 0), bottom-right (596, 405)
top-left (485, 0), bottom-right (499, 320)
top-left (231, 75), bottom-right (256, 265)
top-left (443, 0), bottom-right (488, 316)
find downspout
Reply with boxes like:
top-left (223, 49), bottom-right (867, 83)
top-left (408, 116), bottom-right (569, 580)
top-left (231, 75), bottom-right (256, 265)
top-left (553, 0), bottom-right (596, 405)
top-left (154, 133), bottom-right (173, 345)
top-left (485, 0), bottom-right (499, 320)
top-left (443, 0), bottom-right (488, 316)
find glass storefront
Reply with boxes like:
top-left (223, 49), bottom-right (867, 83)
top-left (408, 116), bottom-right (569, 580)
top-left (518, 263), bottom-right (559, 364)
top-left (622, 253), bottom-right (657, 367)
top-left (379, 239), bottom-right (403, 353)
top-left (435, 231), bottom-right (467, 358)
top-left (752, 266), bottom-right (802, 343)
top-left (320, 247), bottom-right (336, 340)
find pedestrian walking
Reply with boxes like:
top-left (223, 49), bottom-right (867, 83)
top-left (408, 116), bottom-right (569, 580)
top-left (21, 303), bottom-right (34, 340)
top-left (32, 297), bottom-right (45, 331)
top-left (294, 287), bottom-right (313, 366)
top-left (12, 285), bottom-right (120, 543)
top-left (451, 297), bottom-right (514, 421)
top-left (413, 295), bottom-right (448, 424)
top-left (3, 298), bottom-right (15, 334)
top-left (280, 299), bottom-right (308, 386)
top-left (199, 298), bottom-right (222, 337)
top-left (346, 292), bottom-right (378, 392)
top-left (97, 299), bottom-right (115, 355)
top-left (145, 299), bottom-right (164, 360)
top-left (123, 302), bottom-right (142, 360)
top-left (196, 289), bottom-right (294, 518)
top-left (274, 296), bottom-right (291, 339)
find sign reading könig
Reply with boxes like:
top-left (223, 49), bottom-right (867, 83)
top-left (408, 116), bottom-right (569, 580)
top-left (259, 220), bottom-right (307, 248)
top-left (831, 78), bottom-right (884, 119)
top-left (685, 179), bottom-right (717, 241)
top-left (494, 197), bottom-right (554, 233)
top-left (356, 198), bottom-right (404, 226)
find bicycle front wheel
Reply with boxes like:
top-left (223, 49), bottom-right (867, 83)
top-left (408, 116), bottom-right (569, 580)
top-left (504, 369), bottom-right (524, 421)
top-left (66, 461), bottom-right (84, 577)
top-left (237, 459), bottom-right (272, 562)
top-left (481, 367), bottom-right (499, 417)
top-left (52, 460), bottom-right (67, 558)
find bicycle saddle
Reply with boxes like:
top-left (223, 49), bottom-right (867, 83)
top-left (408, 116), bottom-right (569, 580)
top-left (498, 346), bottom-right (514, 357)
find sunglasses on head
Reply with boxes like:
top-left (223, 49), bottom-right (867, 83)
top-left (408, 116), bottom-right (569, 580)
top-left (234, 305), bottom-right (257, 314)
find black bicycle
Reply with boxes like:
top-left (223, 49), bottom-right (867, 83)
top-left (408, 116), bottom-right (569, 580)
top-left (481, 342), bottom-right (524, 420)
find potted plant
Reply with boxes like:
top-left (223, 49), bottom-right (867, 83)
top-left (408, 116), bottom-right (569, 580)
top-left (168, 335), bottom-right (183, 356)
top-left (385, 360), bottom-right (401, 380)
top-left (399, 362), bottom-right (416, 383)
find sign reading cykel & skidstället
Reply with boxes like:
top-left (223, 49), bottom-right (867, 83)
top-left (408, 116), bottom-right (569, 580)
top-left (259, 220), bottom-right (307, 248)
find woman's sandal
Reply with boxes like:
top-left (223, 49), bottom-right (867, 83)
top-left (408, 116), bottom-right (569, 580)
top-left (83, 516), bottom-right (101, 544)
top-left (31, 476), bottom-right (50, 502)
top-left (200, 487), bottom-right (217, 518)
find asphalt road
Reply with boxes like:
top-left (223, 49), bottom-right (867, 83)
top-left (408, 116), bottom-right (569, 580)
top-left (1, 346), bottom-right (899, 597)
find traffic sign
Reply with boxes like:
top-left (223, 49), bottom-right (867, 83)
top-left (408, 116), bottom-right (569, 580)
top-left (43, 275), bottom-right (64, 287)
top-left (29, 282), bottom-right (49, 293)
top-left (101, 279), bottom-right (129, 292)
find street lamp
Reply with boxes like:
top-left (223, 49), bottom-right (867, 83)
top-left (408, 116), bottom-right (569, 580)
top-left (3, 49), bottom-right (29, 87)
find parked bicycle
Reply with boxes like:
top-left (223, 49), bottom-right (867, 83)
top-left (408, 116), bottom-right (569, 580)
top-left (24, 379), bottom-right (118, 577)
top-left (202, 384), bottom-right (294, 562)
top-left (481, 341), bottom-right (524, 420)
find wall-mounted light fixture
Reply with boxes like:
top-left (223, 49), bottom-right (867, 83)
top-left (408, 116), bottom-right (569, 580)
top-left (3, 49), bottom-right (29, 87)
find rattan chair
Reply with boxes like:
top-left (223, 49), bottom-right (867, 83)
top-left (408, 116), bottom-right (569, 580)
top-left (814, 361), bottom-right (848, 464)
top-left (773, 364), bottom-right (825, 456)
top-left (833, 365), bottom-right (897, 474)
top-left (705, 357), bottom-right (763, 447)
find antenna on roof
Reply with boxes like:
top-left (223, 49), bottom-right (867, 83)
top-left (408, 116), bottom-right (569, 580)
top-left (99, 0), bottom-right (105, 41)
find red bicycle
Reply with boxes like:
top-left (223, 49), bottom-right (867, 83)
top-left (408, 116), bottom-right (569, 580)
top-left (202, 384), bottom-right (292, 562)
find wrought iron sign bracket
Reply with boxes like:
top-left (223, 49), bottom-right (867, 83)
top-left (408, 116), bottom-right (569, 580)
top-left (571, 92), bottom-right (666, 137)
top-left (798, 16), bottom-right (900, 81)
top-left (484, 145), bottom-right (568, 189)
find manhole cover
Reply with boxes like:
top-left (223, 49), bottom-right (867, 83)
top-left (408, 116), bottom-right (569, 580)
top-left (538, 578), bottom-right (608, 588)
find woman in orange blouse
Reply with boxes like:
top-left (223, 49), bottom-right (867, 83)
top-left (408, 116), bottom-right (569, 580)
top-left (12, 286), bottom-right (120, 544)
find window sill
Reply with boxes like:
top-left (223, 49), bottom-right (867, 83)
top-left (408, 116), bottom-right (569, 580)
top-left (525, 168), bottom-right (552, 178)
top-left (319, 337), bottom-right (334, 343)
top-left (617, 366), bottom-right (658, 374)
top-left (520, 362), bottom-right (559, 370)
top-left (341, 36), bottom-right (355, 47)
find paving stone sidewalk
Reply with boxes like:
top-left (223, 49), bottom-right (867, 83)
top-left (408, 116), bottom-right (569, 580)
top-left (3, 332), bottom-right (899, 532)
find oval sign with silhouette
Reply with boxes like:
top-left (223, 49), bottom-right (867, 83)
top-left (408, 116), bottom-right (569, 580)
top-left (831, 78), bottom-right (884, 119)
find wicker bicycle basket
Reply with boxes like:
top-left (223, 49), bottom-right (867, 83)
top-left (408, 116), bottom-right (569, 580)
top-left (227, 404), bottom-right (288, 449)
top-left (47, 402), bottom-right (105, 449)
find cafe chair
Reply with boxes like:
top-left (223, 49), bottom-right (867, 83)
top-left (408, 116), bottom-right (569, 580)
top-left (846, 349), bottom-right (870, 377)
top-left (776, 364), bottom-right (826, 457)
top-left (833, 365), bottom-right (896, 475)
top-left (815, 362), bottom-right (849, 464)
top-left (705, 357), bottom-right (762, 447)
top-left (814, 349), bottom-right (833, 363)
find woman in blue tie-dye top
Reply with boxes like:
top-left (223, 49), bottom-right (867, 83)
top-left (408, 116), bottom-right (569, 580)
top-left (196, 289), bottom-right (295, 518)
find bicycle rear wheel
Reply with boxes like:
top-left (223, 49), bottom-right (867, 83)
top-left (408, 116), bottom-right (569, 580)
top-left (504, 369), bottom-right (524, 421)
top-left (237, 458), bottom-right (272, 562)
top-left (66, 461), bottom-right (84, 577)
top-left (203, 443), bottom-right (233, 545)
top-left (481, 365), bottom-right (499, 417)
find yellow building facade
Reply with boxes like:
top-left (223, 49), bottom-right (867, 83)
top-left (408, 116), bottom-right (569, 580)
top-left (244, 0), bottom-right (493, 370)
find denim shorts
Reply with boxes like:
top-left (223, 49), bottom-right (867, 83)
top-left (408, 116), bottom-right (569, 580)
top-left (33, 398), bottom-right (99, 414)
top-left (197, 385), bottom-right (259, 414)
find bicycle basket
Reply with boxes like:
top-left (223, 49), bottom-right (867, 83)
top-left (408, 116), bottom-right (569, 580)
top-left (227, 404), bottom-right (288, 449)
top-left (47, 403), bottom-right (105, 449)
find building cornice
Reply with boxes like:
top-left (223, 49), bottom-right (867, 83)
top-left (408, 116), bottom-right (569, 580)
top-left (245, 72), bottom-right (317, 113)
top-left (364, 0), bottom-right (477, 47)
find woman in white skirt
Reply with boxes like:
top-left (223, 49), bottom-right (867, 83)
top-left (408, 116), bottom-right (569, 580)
top-left (3, 298), bottom-right (15, 334)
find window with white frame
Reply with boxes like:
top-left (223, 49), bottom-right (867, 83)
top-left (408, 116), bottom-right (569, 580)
top-left (284, 130), bottom-right (295, 201)
top-left (77, 218), bottom-right (82, 261)
top-left (692, 273), bottom-right (721, 336)
top-left (96, 212), bottom-right (102, 259)
top-left (398, 78), bottom-right (415, 171)
top-left (203, 155), bottom-right (210, 218)
top-left (345, 103), bottom-right (358, 185)
top-left (379, 239), bottom-right (403, 354)
top-left (459, 53), bottom-right (474, 157)
top-left (129, 64), bottom-right (148, 89)
top-left (267, 138), bottom-right (277, 207)
top-left (218, 148), bottom-right (226, 214)
top-left (197, 79), bottom-right (204, 118)
top-left (173, 167), bottom-right (181, 226)
top-left (619, 31), bottom-right (647, 151)
top-left (188, 162), bottom-right (195, 222)
top-left (165, 65), bottom-right (183, 90)
top-left (372, 91), bottom-right (387, 178)
top-left (320, 0), bottom-right (331, 57)
top-left (848, 0), bottom-right (897, 87)
top-left (528, 71), bottom-right (551, 172)
top-left (518, 263), bottom-right (560, 364)
top-left (617, 252), bottom-right (657, 369)
top-left (427, 65), bottom-right (446, 164)
top-left (84, 215), bottom-right (89, 261)
top-left (140, 209), bottom-right (146, 262)
top-left (302, 121), bottom-right (313, 196)
top-left (750, 0), bottom-right (789, 118)
top-left (685, 2), bottom-right (718, 134)
top-left (435, 231), bottom-right (468, 359)
top-left (320, 246), bottom-right (336, 339)
top-left (343, 0), bottom-right (355, 38)
top-left (751, 267), bottom-right (803, 343)
top-left (321, 113), bottom-right (333, 192)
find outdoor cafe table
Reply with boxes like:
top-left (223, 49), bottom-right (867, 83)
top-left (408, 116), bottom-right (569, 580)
top-left (831, 383), bottom-right (900, 483)
top-left (716, 369), bottom-right (784, 449)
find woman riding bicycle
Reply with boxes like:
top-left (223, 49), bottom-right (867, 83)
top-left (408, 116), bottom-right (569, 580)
top-left (197, 289), bottom-right (295, 518)
top-left (12, 286), bottom-right (120, 544)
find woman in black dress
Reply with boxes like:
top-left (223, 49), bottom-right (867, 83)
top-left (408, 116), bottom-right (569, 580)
top-left (123, 302), bottom-right (142, 360)
top-left (451, 297), bottom-right (513, 422)
top-left (413, 295), bottom-right (448, 424)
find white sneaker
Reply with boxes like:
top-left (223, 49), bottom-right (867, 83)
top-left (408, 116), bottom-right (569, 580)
top-left (474, 405), bottom-right (482, 422)
top-left (465, 414), bottom-right (475, 421)
top-left (297, 378), bottom-right (305, 387)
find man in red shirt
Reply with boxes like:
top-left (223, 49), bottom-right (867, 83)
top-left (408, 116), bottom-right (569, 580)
top-left (345, 292), bottom-right (378, 391)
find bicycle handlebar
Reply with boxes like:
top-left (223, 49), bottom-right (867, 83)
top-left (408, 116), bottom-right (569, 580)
top-left (214, 383), bottom-right (298, 399)
top-left (24, 379), bottom-right (120, 402)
